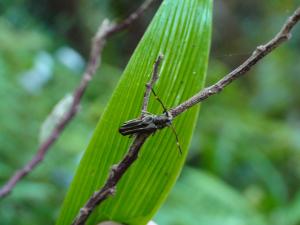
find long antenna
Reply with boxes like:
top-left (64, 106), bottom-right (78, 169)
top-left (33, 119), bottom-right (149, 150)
top-left (151, 88), bottom-right (168, 113)
top-left (169, 123), bottom-right (182, 155)
top-left (148, 58), bottom-right (182, 155)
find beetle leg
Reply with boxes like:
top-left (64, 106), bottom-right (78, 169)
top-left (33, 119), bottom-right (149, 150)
top-left (141, 110), bottom-right (152, 117)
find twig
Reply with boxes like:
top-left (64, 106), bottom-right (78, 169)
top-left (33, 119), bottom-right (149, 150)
top-left (72, 134), bottom-right (150, 225)
top-left (72, 54), bottom-right (164, 225)
top-left (105, 0), bottom-right (158, 37)
top-left (169, 7), bottom-right (300, 118)
top-left (72, 6), bottom-right (300, 224)
top-left (142, 54), bottom-right (164, 116)
top-left (0, 0), bottom-right (157, 199)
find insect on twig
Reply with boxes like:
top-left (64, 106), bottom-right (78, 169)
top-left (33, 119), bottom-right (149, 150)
top-left (118, 54), bottom-right (182, 154)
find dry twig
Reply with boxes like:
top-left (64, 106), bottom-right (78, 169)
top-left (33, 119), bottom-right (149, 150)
top-left (142, 54), bottom-right (164, 115)
top-left (170, 7), bottom-right (300, 117)
top-left (72, 134), bottom-right (149, 225)
top-left (0, 0), bottom-right (157, 199)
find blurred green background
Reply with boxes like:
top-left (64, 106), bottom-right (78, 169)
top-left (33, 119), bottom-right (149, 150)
top-left (0, 0), bottom-right (300, 224)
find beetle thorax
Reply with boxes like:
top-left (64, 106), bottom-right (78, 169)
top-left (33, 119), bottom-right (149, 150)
top-left (153, 112), bottom-right (172, 129)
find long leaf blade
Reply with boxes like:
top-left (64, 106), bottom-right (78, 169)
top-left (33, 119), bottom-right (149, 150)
top-left (56, 0), bottom-right (212, 224)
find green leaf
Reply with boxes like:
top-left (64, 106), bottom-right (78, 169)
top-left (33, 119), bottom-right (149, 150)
top-left (271, 191), bottom-right (300, 225)
top-left (155, 167), bottom-right (267, 225)
top-left (56, 0), bottom-right (212, 224)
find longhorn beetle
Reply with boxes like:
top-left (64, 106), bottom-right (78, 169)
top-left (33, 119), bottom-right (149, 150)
top-left (118, 55), bottom-right (182, 155)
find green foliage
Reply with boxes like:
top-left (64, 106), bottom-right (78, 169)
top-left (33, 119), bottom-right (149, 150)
top-left (155, 167), bottom-right (267, 225)
top-left (0, 15), bottom-right (122, 225)
top-left (271, 191), bottom-right (300, 225)
top-left (1, 1), bottom-right (300, 225)
top-left (56, 0), bottom-right (212, 224)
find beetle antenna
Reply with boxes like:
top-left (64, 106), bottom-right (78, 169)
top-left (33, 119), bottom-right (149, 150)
top-left (169, 123), bottom-right (182, 155)
top-left (151, 88), bottom-right (168, 113)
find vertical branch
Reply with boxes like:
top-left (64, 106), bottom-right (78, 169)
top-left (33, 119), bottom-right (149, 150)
top-left (142, 54), bottom-right (164, 116)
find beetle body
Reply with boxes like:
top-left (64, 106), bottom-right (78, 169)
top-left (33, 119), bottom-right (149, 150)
top-left (119, 112), bottom-right (172, 136)
top-left (118, 54), bottom-right (182, 154)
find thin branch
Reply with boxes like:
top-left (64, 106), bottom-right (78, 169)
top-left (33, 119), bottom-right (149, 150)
top-left (72, 133), bottom-right (150, 225)
top-left (0, 0), bottom-right (157, 199)
top-left (169, 7), bottom-right (300, 118)
top-left (105, 0), bottom-right (158, 38)
top-left (142, 54), bottom-right (164, 116)
top-left (72, 55), bottom-right (162, 225)
top-left (72, 6), bottom-right (300, 224)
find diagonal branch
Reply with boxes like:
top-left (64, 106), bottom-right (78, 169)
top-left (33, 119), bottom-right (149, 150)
top-left (72, 133), bottom-right (149, 225)
top-left (169, 7), bottom-right (300, 117)
top-left (72, 6), bottom-right (300, 224)
top-left (0, 0), bottom-right (157, 199)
